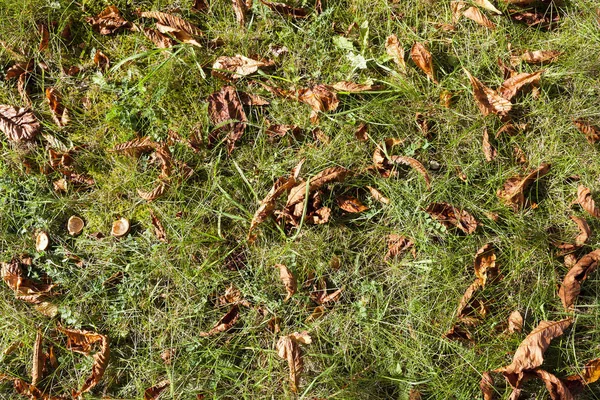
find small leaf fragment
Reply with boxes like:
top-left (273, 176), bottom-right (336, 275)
top-left (337, 195), bottom-right (368, 213)
top-left (384, 234), bottom-right (414, 261)
top-left (482, 128), bottom-right (497, 162)
top-left (86, 5), bottom-right (132, 35)
top-left (207, 86), bottom-right (247, 153)
top-left (274, 264), bottom-right (297, 301)
top-left (497, 163), bottom-right (550, 210)
top-left (520, 50), bottom-right (561, 64)
top-left (45, 88), bottom-right (69, 127)
top-left (260, 0), bottom-right (309, 18)
top-left (507, 310), bottom-right (524, 333)
top-left (425, 202), bottom-right (478, 234)
top-left (212, 55), bottom-right (272, 80)
top-left (573, 119), bottom-right (600, 144)
top-left (199, 306), bottom-right (240, 337)
top-left (144, 380), bottom-right (170, 400)
top-left (463, 6), bottom-right (496, 29)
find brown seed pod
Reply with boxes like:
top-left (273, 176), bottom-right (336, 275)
top-left (67, 216), bottom-right (85, 236)
top-left (111, 217), bottom-right (130, 237)
top-left (35, 231), bottom-right (50, 251)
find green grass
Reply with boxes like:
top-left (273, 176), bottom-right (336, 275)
top-left (1, 0), bottom-right (600, 398)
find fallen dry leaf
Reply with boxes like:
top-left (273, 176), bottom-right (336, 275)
top-left (509, 8), bottom-right (560, 30)
top-left (212, 55), bottom-right (272, 80)
top-left (508, 310), bottom-right (524, 333)
top-left (497, 163), bottom-right (550, 210)
top-left (144, 379), bottom-right (170, 400)
top-left (192, 0), bottom-right (209, 12)
top-left (499, 70), bottom-right (544, 101)
top-left (31, 330), bottom-right (44, 387)
top-left (354, 123), bottom-right (368, 142)
top-left (390, 155), bottom-right (431, 189)
top-left (86, 5), bottom-right (132, 35)
top-left (384, 234), bottom-right (414, 261)
top-left (1, 259), bottom-right (55, 304)
top-left (94, 50), bottom-right (110, 71)
top-left (385, 34), bottom-right (406, 73)
top-left (332, 81), bottom-right (379, 93)
top-left (367, 186), bottom-right (389, 205)
top-left (140, 11), bottom-right (203, 36)
top-left (451, 1), bottom-right (468, 23)
top-left (475, 0), bottom-right (502, 14)
top-left (532, 369), bottom-right (574, 400)
top-left (576, 185), bottom-right (600, 218)
top-left (482, 128), bottom-right (497, 162)
top-left (38, 23), bottom-right (49, 52)
top-left (149, 209), bottom-right (167, 242)
top-left (520, 50), bottom-right (561, 64)
top-left (155, 22), bottom-right (202, 47)
top-left (142, 28), bottom-right (175, 48)
top-left (480, 371), bottom-right (495, 400)
top-left (45, 88), bottom-right (69, 127)
top-left (274, 264), bottom-right (296, 301)
top-left (573, 119), bottom-right (600, 144)
top-left (463, 6), bottom-right (496, 28)
top-left (565, 358), bottom-right (600, 394)
top-left (276, 331), bottom-right (312, 393)
top-left (337, 195), bottom-right (368, 213)
top-left (495, 318), bottom-right (572, 387)
top-left (199, 305), bottom-right (240, 337)
top-left (260, 0), bottom-right (309, 18)
top-left (296, 84), bottom-right (339, 123)
top-left (474, 243), bottom-right (498, 286)
top-left (553, 216), bottom-right (590, 254)
top-left (138, 181), bottom-right (168, 202)
top-left (464, 69), bottom-right (512, 117)
top-left (232, 0), bottom-right (248, 25)
top-left (411, 42), bottom-right (437, 83)
top-left (0, 105), bottom-right (40, 142)
top-left (207, 86), bottom-right (247, 153)
top-left (425, 202), bottom-right (478, 234)
top-left (558, 249), bottom-right (600, 311)
top-left (286, 166), bottom-right (350, 208)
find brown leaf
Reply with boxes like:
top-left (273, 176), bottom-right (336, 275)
top-left (474, 243), bottom-right (498, 286)
top-left (475, 0), bottom-right (502, 14)
top-left (367, 186), bottom-right (389, 205)
top-left (354, 123), bottom-right (368, 142)
top-left (496, 318), bottom-right (572, 386)
top-left (385, 34), bottom-right (406, 73)
top-left (138, 181), bottom-right (168, 201)
top-left (520, 50), bottom-right (561, 64)
top-left (509, 8), bottom-right (560, 30)
top-left (337, 195), bottom-right (368, 213)
top-left (286, 166), bottom-right (350, 208)
top-left (508, 310), bottom-right (524, 333)
top-left (464, 69), bottom-right (512, 117)
top-left (149, 210), bottom-right (167, 242)
top-left (239, 92), bottom-right (270, 106)
top-left (45, 88), bottom-right (69, 127)
top-left (113, 136), bottom-right (156, 156)
top-left (451, 1), bottom-right (468, 23)
top-left (497, 163), bottom-right (550, 210)
top-left (1, 259), bottom-right (55, 304)
top-left (296, 84), bottom-right (339, 123)
top-left (276, 332), bottom-right (312, 393)
top-left (260, 0), bottom-right (309, 18)
top-left (207, 86), bottom-right (247, 153)
top-left (444, 324), bottom-right (473, 342)
top-left (31, 330), bottom-right (44, 387)
top-left (0, 105), bottom-right (40, 142)
top-left (232, 0), bottom-right (247, 26)
top-left (573, 119), bottom-right (600, 144)
top-left (86, 5), bottom-right (132, 35)
top-left (155, 22), bottom-right (202, 47)
top-left (565, 358), bottom-right (600, 393)
top-left (274, 264), bottom-right (297, 301)
top-left (410, 42), bottom-right (437, 83)
top-left (558, 249), bottom-right (600, 311)
top-left (425, 202), bottom-right (478, 234)
top-left (384, 234), bottom-right (414, 261)
top-left (496, 122), bottom-right (526, 138)
top-left (144, 379), bottom-right (170, 400)
top-left (576, 185), bottom-right (600, 218)
top-left (390, 155), bottom-right (432, 189)
top-left (142, 28), bottom-right (175, 48)
top-left (192, 0), bottom-right (209, 13)
top-left (140, 11), bottom-right (203, 36)
top-left (532, 369), bottom-right (574, 400)
top-left (440, 90), bottom-right (453, 108)
top-left (499, 70), bottom-right (544, 101)
top-left (38, 24), bottom-right (49, 51)
top-left (482, 128), bottom-right (497, 162)
top-left (94, 50), bottom-right (110, 71)
top-left (212, 55), bottom-right (272, 80)
top-left (331, 81), bottom-right (380, 93)
top-left (480, 371), bottom-right (495, 400)
top-left (199, 305), bottom-right (240, 337)
top-left (463, 6), bottom-right (496, 28)
top-left (554, 216), bottom-right (591, 253)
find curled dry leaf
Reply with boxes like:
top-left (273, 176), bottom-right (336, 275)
top-left (38, 23), bottom-right (49, 52)
top-left (385, 34), bottom-right (406, 73)
top-left (296, 84), bottom-right (339, 124)
top-left (508, 310), bottom-right (524, 333)
top-left (199, 305), bottom-right (240, 337)
top-left (390, 156), bottom-right (431, 189)
top-left (558, 249), bottom-right (600, 311)
top-left (499, 70), bottom-right (544, 101)
top-left (0, 105), bottom-right (40, 143)
top-left (138, 181), bottom-right (168, 202)
top-left (32, 330), bottom-right (44, 387)
top-left (565, 358), bottom-right (600, 394)
top-left (86, 5), bottom-right (132, 35)
top-left (509, 8), bottom-right (560, 30)
top-left (212, 55), bottom-right (272, 80)
top-left (520, 50), bottom-right (561, 64)
top-left (480, 371), bottom-right (495, 400)
top-left (464, 69), bottom-right (512, 117)
top-left (576, 185), bottom-right (600, 218)
top-left (155, 22), bottom-right (202, 47)
top-left (410, 42), bottom-right (437, 83)
top-left (140, 11), bottom-right (203, 36)
top-left (497, 163), bottom-right (550, 210)
top-left (259, 0), bottom-right (309, 18)
top-left (276, 331), bottom-right (312, 393)
top-left (354, 123), bottom-right (368, 142)
top-left (463, 6), bottom-right (496, 29)
top-left (232, 0), bottom-right (248, 26)
top-left (337, 195), bottom-right (368, 213)
top-left (45, 88), bottom-right (69, 127)
top-left (474, 243), bottom-right (498, 286)
top-left (1, 259), bottom-right (56, 305)
top-left (384, 234), bottom-right (414, 261)
top-left (475, 0), bottom-right (502, 14)
top-left (332, 81), bottom-right (380, 93)
top-left (573, 119), bottom-right (600, 144)
top-left (482, 128), bottom-right (497, 162)
top-left (207, 86), bottom-right (247, 154)
top-left (274, 264), bottom-right (296, 301)
top-left (495, 318), bottom-right (572, 387)
top-left (532, 369), bottom-right (574, 400)
top-left (94, 50), bottom-right (110, 71)
top-left (425, 202), bottom-right (478, 234)
top-left (286, 166), bottom-right (350, 208)
top-left (451, 1), bottom-right (468, 23)
top-left (149, 210), bottom-right (167, 242)
top-left (144, 380), bottom-right (170, 400)
top-left (143, 28), bottom-right (175, 48)
top-left (553, 216), bottom-right (590, 254)
top-left (111, 217), bottom-right (130, 237)
top-left (367, 186), bottom-right (389, 205)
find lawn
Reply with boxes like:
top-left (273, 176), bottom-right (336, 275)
top-left (1, 0), bottom-right (600, 398)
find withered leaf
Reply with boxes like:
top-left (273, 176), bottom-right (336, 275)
top-left (475, 0), bottom-right (502, 14)
top-left (286, 166), bottom-right (351, 208)
top-left (573, 119), bottom-right (600, 144)
top-left (384, 234), bottom-right (414, 261)
top-left (451, 1), bottom-right (468, 23)
top-left (331, 81), bottom-right (379, 93)
top-left (410, 42), bottom-right (437, 83)
top-left (260, 0), bottom-right (309, 18)
top-left (354, 123), bottom-right (368, 142)
top-left (32, 330), bottom-right (44, 387)
top-left (216, 284), bottom-right (250, 307)
top-left (495, 318), bottom-right (572, 385)
top-left (212, 55), bottom-right (272, 80)
top-left (239, 92), bottom-right (270, 106)
top-left (480, 371), bottom-right (495, 400)
top-left (425, 202), bottom-right (478, 234)
top-left (520, 50), bottom-right (561, 64)
top-left (553, 216), bottom-right (590, 253)
top-left (464, 69), bottom-right (512, 117)
top-left (144, 379), bottom-right (170, 400)
top-left (306, 305), bottom-right (325, 322)
top-left (444, 324), bottom-right (473, 342)
top-left (509, 8), bottom-right (560, 30)
top-left (199, 305), bottom-right (240, 337)
top-left (1, 259), bottom-right (55, 304)
top-left (86, 5), bottom-right (132, 35)
top-left (113, 136), bottom-right (156, 156)
top-left (576, 185), bottom-right (600, 218)
top-left (463, 6), bottom-right (496, 28)
top-left (296, 84), bottom-right (339, 124)
top-left (482, 128), bottom-right (497, 162)
top-left (207, 86), bottom-right (247, 154)
top-left (192, 0), bottom-right (209, 13)
top-left (38, 23), bottom-right (49, 52)
top-left (0, 105), bottom-right (40, 142)
top-left (143, 28), bottom-right (175, 48)
top-left (232, 0), bottom-right (247, 26)
top-left (94, 50), bottom-right (110, 71)
top-left (558, 249), bottom-right (600, 311)
top-left (276, 331), bottom-right (312, 393)
top-left (532, 369), bottom-right (574, 400)
top-left (474, 243), bottom-right (498, 286)
top-left (337, 195), bottom-right (368, 213)
top-left (508, 310), bottom-right (524, 333)
top-left (367, 186), bottom-right (389, 205)
top-left (499, 70), bottom-right (544, 101)
top-left (274, 264), bottom-right (296, 301)
top-left (497, 163), bottom-right (550, 210)
top-left (565, 358), bottom-right (600, 393)
top-left (155, 22), bottom-right (202, 47)
top-left (140, 11), bottom-right (203, 36)
top-left (385, 34), bottom-right (406, 73)
top-left (45, 88), bottom-right (69, 127)
top-left (390, 155), bottom-right (432, 189)
top-left (149, 210), bottom-right (167, 242)
top-left (138, 181), bottom-right (168, 202)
